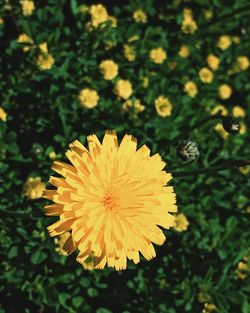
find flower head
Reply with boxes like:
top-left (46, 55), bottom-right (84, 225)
top-left (210, 104), bottom-right (228, 116)
top-left (218, 84), bottom-right (232, 100)
top-left (214, 123), bottom-right (229, 140)
top-left (155, 96), bottom-right (173, 117)
top-left (23, 177), bottom-right (45, 200)
top-left (173, 213), bottom-right (189, 232)
top-left (79, 88), bottom-right (99, 108)
top-left (181, 16), bottom-right (197, 34)
top-left (217, 35), bottom-right (231, 50)
top-left (207, 54), bottom-right (220, 71)
top-left (123, 45), bottom-right (136, 61)
top-left (236, 56), bottom-right (249, 71)
top-left (0, 107), bottom-right (7, 122)
top-left (199, 67), bottom-right (213, 83)
top-left (133, 9), bottom-right (147, 23)
top-left (17, 33), bottom-right (34, 52)
top-left (178, 45), bottom-right (190, 58)
top-left (184, 81), bottom-right (198, 98)
top-left (232, 106), bottom-right (245, 118)
top-left (37, 53), bottom-right (55, 70)
top-left (44, 131), bottom-right (177, 270)
top-left (150, 48), bottom-right (167, 64)
top-left (99, 60), bottom-right (118, 80)
top-left (20, 0), bottom-right (35, 16)
top-left (90, 4), bottom-right (109, 28)
top-left (114, 80), bottom-right (133, 99)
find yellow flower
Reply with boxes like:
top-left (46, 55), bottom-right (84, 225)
top-left (49, 151), bottom-right (57, 160)
top-left (217, 35), bottom-right (231, 50)
top-left (17, 33), bottom-right (34, 52)
top-left (20, 0), bottom-right (35, 16)
top-left (236, 56), bottom-right (249, 71)
top-left (55, 232), bottom-right (71, 256)
top-left (0, 107), bottom-right (7, 122)
top-left (0, 17), bottom-right (4, 25)
top-left (79, 88), bottom-right (99, 109)
top-left (239, 122), bottom-right (247, 135)
top-left (236, 260), bottom-right (250, 280)
top-left (123, 45), bottom-right (136, 61)
top-left (183, 8), bottom-right (193, 19)
top-left (232, 36), bottom-right (241, 44)
top-left (39, 42), bottom-right (48, 54)
top-left (218, 84), bottom-right (232, 100)
top-left (133, 9), bottom-right (147, 23)
top-left (123, 99), bottom-right (145, 114)
top-left (155, 96), bottom-right (173, 117)
top-left (114, 80), bottom-right (133, 99)
top-left (232, 106), bottom-right (245, 118)
top-left (99, 60), bottom-right (118, 80)
top-left (23, 177), bottom-right (45, 200)
top-left (203, 303), bottom-right (217, 313)
top-left (44, 131), bottom-right (177, 270)
top-left (239, 165), bottom-right (250, 175)
top-left (181, 17), bottom-right (197, 34)
top-left (210, 104), bottom-right (228, 116)
top-left (173, 213), bottom-right (189, 232)
top-left (150, 47), bottom-right (167, 64)
top-left (90, 4), bottom-right (109, 28)
top-left (184, 81), bottom-right (198, 98)
top-left (37, 54), bottom-right (55, 70)
top-left (199, 67), bottom-right (213, 83)
top-left (214, 123), bottom-right (229, 140)
top-left (207, 54), bottom-right (220, 71)
top-left (178, 45), bottom-right (190, 58)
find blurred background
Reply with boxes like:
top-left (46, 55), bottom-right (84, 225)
top-left (0, 0), bottom-right (249, 312)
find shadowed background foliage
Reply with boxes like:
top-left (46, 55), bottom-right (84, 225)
top-left (0, 0), bottom-right (250, 312)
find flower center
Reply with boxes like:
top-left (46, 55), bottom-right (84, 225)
top-left (102, 189), bottom-right (119, 211)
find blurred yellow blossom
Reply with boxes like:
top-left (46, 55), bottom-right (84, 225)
top-left (122, 99), bottom-right (145, 114)
top-left (23, 177), bottom-right (45, 200)
top-left (37, 54), bottom-right (55, 70)
top-left (247, 206), bottom-right (250, 213)
top-left (123, 45), bottom-right (136, 61)
top-left (39, 42), bottom-right (48, 54)
top-left (20, 0), bottom-right (35, 16)
top-left (207, 54), bottom-right (220, 71)
top-left (202, 303), bottom-right (217, 313)
top-left (236, 259), bottom-right (250, 280)
top-left (0, 107), bottom-right (7, 122)
top-left (236, 56), bottom-right (249, 71)
top-left (239, 122), bottom-right (247, 134)
top-left (217, 35), bottom-right (231, 50)
top-left (214, 123), bottom-right (229, 140)
top-left (232, 36), bottom-right (241, 44)
top-left (0, 17), bottom-right (4, 25)
top-left (90, 4), bottom-right (109, 28)
top-left (199, 67), bottom-right (213, 83)
top-left (239, 165), bottom-right (250, 175)
top-left (184, 81), bottom-right (198, 98)
top-left (133, 9), bottom-right (147, 23)
top-left (173, 213), bottom-right (189, 232)
top-left (155, 96), bottom-right (172, 117)
top-left (218, 84), bottom-right (232, 100)
top-left (178, 45), bottom-right (190, 58)
top-left (17, 33), bottom-right (34, 52)
top-left (79, 88), bottom-right (99, 108)
top-left (114, 80), bottom-right (133, 99)
top-left (232, 106), bottom-right (245, 118)
top-left (49, 151), bottom-right (57, 160)
top-left (99, 60), bottom-right (118, 80)
top-left (210, 104), bottom-right (228, 116)
top-left (142, 77), bottom-right (149, 88)
top-left (150, 47), bottom-right (167, 64)
top-left (181, 10), bottom-right (197, 34)
top-left (54, 232), bottom-right (71, 256)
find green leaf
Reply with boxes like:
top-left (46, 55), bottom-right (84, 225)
top-left (30, 250), bottom-right (47, 264)
top-left (87, 288), bottom-right (98, 298)
top-left (8, 246), bottom-right (18, 259)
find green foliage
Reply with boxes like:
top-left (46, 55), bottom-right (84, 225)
top-left (0, 1), bottom-right (249, 312)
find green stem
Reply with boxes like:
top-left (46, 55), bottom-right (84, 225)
top-left (172, 159), bottom-right (250, 178)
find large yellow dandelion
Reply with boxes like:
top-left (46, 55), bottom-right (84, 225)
top-left (44, 131), bottom-right (177, 270)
